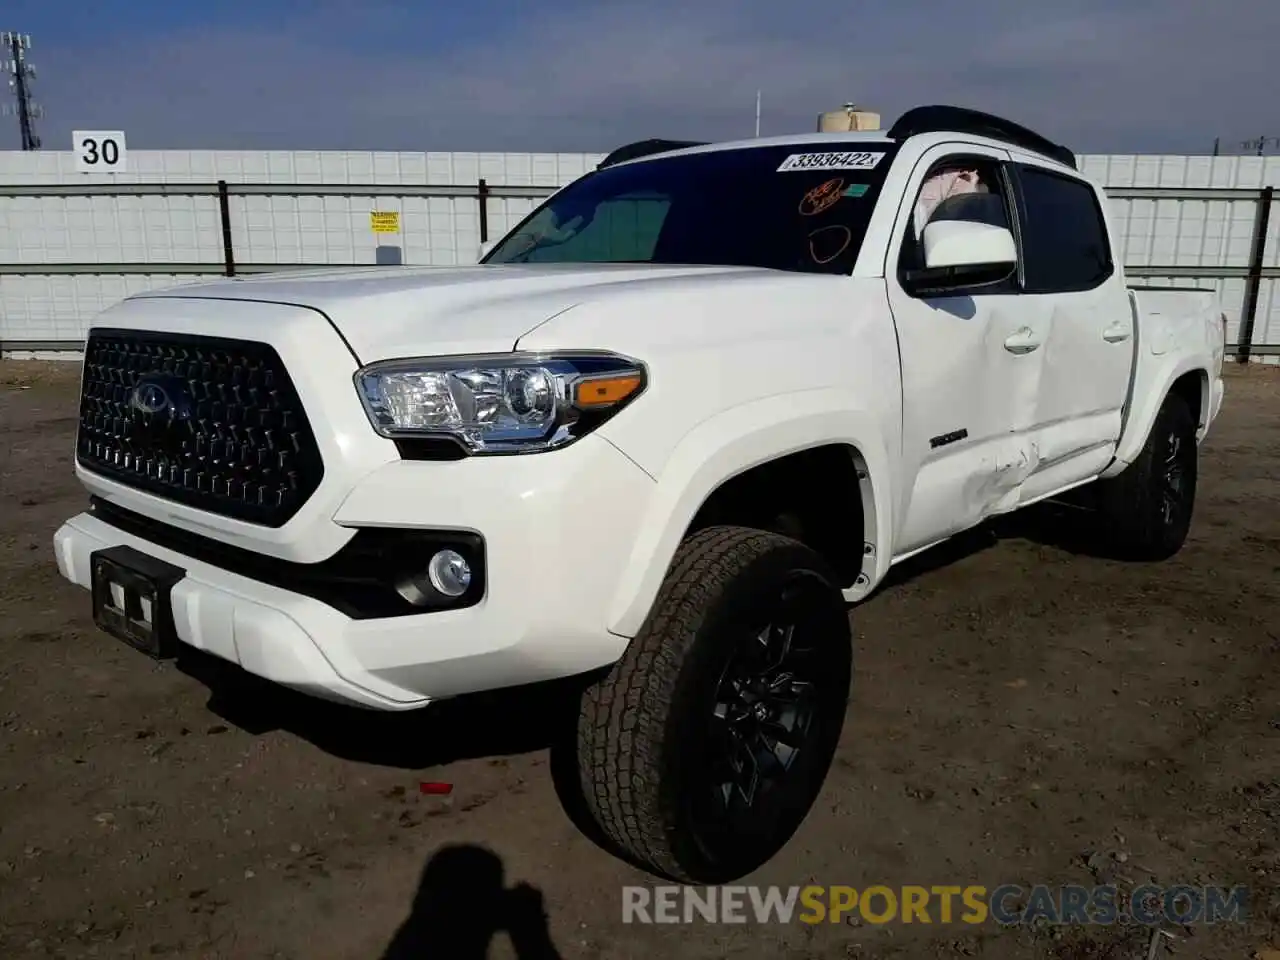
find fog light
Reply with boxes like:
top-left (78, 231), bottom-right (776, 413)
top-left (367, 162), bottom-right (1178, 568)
top-left (427, 549), bottom-right (472, 598)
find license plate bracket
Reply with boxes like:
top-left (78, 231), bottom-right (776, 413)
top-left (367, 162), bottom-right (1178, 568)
top-left (90, 545), bottom-right (186, 659)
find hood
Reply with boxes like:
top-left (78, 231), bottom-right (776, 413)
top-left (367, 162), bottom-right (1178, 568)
top-left (134, 263), bottom-right (773, 363)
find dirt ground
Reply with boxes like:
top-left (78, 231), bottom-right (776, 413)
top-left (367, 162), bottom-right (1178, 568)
top-left (1, 359), bottom-right (1277, 960)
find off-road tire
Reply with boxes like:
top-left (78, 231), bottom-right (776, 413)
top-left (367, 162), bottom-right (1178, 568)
top-left (575, 525), bottom-right (852, 883)
top-left (1094, 392), bottom-right (1198, 561)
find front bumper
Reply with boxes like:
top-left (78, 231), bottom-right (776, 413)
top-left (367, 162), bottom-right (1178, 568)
top-left (54, 434), bottom-right (656, 711)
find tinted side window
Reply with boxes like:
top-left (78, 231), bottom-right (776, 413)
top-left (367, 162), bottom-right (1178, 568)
top-left (1016, 166), bottom-right (1113, 293)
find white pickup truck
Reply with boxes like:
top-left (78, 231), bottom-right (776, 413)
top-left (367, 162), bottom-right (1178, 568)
top-left (54, 105), bottom-right (1226, 883)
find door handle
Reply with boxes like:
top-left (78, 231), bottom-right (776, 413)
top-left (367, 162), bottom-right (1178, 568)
top-left (1003, 327), bottom-right (1042, 354)
top-left (1102, 323), bottom-right (1131, 343)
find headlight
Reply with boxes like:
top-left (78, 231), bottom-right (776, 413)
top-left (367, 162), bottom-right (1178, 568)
top-left (355, 351), bottom-right (646, 455)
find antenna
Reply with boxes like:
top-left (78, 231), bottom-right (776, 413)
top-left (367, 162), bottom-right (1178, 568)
top-left (1, 31), bottom-right (42, 150)
top-left (755, 90), bottom-right (761, 138)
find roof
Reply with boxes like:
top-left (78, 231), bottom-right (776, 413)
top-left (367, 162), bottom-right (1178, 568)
top-left (598, 104), bottom-right (1077, 172)
top-left (600, 131), bottom-right (897, 168)
top-left (887, 105), bottom-right (1076, 169)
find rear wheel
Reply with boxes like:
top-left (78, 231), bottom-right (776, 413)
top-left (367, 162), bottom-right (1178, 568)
top-left (575, 526), bottom-right (852, 883)
top-left (1094, 392), bottom-right (1198, 560)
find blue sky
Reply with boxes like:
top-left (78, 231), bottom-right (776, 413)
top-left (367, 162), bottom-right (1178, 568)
top-left (1, 0), bottom-right (1274, 154)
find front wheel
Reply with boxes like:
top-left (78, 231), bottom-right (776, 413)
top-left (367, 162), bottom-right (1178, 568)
top-left (575, 526), bottom-right (852, 883)
top-left (1094, 392), bottom-right (1199, 560)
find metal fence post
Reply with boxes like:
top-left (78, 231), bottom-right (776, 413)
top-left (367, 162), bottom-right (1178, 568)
top-left (1237, 185), bottom-right (1274, 363)
top-left (478, 178), bottom-right (490, 243)
top-left (217, 180), bottom-right (236, 277)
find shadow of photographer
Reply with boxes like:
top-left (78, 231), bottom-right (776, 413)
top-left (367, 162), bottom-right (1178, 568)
top-left (381, 843), bottom-right (564, 960)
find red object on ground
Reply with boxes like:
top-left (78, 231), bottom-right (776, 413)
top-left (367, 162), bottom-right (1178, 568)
top-left (419, 782), bottom-right (454, 795)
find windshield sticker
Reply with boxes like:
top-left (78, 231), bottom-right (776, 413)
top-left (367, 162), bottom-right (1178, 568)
top-left (799, 178), bottom-right (845, 216)
top-left (843, 183), bottom-right (870, 198)
top-left (808, 224), bottom-right (852, 264)
top-left (778, 151), bottom-right (884, 172)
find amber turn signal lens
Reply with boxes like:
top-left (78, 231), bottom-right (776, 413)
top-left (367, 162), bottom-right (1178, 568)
top-left (573, 373), bottom-right (643, 409)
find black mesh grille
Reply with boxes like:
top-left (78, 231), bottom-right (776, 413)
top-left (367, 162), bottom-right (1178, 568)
top-left (76, 329), bottom-right (325, 528)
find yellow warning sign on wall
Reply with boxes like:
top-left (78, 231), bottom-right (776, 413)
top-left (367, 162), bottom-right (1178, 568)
top-left (370, 211), bottom-right (400, 233)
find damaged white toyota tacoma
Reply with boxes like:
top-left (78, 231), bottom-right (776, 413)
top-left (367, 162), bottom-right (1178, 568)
top-left (54, 106), bottom-right (1226, 883)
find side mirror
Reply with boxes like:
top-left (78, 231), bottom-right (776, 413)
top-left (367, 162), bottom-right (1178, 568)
top-left (477, 239), bottom-right (498, 262)
top-left (904, 221), bottom-right (1017, 294)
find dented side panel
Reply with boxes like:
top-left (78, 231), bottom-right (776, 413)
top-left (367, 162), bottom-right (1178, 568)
top-left (890, 296), bottom-right (1046, 553)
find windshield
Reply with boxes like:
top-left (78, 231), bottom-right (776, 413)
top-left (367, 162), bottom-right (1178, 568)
top-left (483, 142), bottom-right (900, 275)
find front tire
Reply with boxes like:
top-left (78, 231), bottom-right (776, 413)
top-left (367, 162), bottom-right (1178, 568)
top-left (1094, 392), bottom-right (1199, 560)
top-left (575, 525), bottom-right (852, 883)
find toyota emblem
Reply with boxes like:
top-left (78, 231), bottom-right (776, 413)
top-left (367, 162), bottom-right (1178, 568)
top-left (130, 380), bottom-right (170, 416)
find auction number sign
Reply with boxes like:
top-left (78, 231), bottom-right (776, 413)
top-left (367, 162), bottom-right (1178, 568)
top-left (73, 131), bottom-right (128, 173)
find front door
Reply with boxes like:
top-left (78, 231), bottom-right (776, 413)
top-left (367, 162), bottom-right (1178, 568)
top-left (885, 145), bottom-right (1043, 556)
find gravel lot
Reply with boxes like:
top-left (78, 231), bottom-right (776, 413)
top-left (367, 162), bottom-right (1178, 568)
top-left (1, 359), bottom-right (1277, 960)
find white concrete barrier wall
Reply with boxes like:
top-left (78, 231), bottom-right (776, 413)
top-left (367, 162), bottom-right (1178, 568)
top-left (1, 149), bottom-right (1278, 361)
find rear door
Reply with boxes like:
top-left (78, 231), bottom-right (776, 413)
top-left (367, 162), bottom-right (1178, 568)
top-left (1006, 157), bottom-right (1133, 501)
